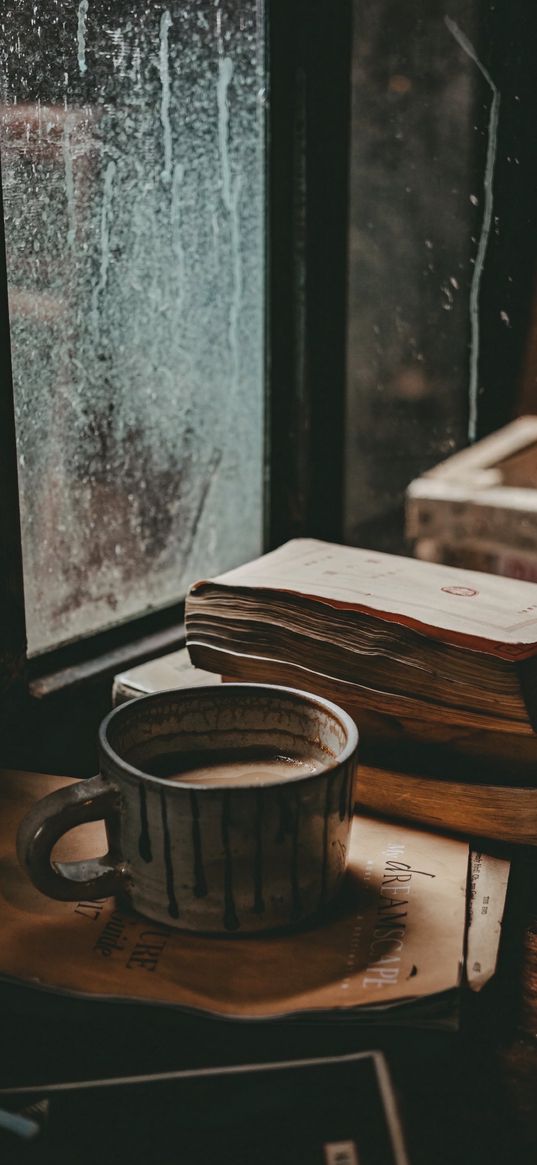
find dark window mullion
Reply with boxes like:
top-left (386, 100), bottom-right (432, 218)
top-left (268, 0), bottom-right (352, 548)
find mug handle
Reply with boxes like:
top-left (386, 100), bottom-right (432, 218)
top-left (17, 774), bottom-right (127, 902)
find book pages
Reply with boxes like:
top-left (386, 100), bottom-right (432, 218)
top-left (195, 538), bottom-right (537, 656)
top-left (187, 642), bottom-right (536, 737)
top-left (0, 771), bottom-right (469, 1022)
top-left (113, 650), bottom-right (220, 706)
top-left (466, 852), bottom-right (511, 992)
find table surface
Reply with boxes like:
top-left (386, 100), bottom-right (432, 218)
top-left (2, 849), bottom-right (537, 1165)
top-left (2, 639), bottom-right (537, 1164)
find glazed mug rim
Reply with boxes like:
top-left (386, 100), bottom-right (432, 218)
top-left (98, 682), bottom-right (359, 792)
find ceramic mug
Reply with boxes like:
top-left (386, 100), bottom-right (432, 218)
top-left (17, 684), bottom-right (358, 934)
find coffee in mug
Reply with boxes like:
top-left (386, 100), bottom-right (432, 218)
top-left (17, 684), bottom-right (358, 935)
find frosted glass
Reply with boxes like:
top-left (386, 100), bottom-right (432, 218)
top-left (0, 1), bottom-right (265, 655)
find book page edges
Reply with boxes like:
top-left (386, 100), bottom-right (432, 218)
top-left (187, 641), bottom-right (535, 736)
top-left (186, 540), bottom-right (535, 661)
top-left (355, 767), bottom-right (537, 846)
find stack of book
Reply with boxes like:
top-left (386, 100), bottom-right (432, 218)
top-left (185, 538), bottom-right (537, 844)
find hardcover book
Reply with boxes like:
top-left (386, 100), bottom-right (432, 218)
top-left (114, 649), bottom-right (537, 845)
top-left (184, 538), bottom-right (537, 787)
top-left (0, 1052), bottom-right (410, 1165)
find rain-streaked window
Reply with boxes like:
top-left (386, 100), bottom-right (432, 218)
top-left (0, 1), bottom-right (265, 655)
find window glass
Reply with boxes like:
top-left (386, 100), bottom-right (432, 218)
top-left (0, 0), bottom-right (265, 655)
top-left (345, 2), bottom-right (478, 551)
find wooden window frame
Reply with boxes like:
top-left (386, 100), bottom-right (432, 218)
top-left (0, 1), bottom-right (352, 772)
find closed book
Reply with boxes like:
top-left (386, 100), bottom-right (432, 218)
top-left (186, 538), bottom-right (537, 738)
top-left (114, 648), bottom-right (537, 842)
top-left (0, 1053), bottom-right (410, 1165)
top-left (355, 765), bottom-right (537, 848)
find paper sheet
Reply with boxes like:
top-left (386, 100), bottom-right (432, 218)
top-left (0, 770), bottom-right (468, 1020)
top-left (113, 650), bottom-right (220, 705)
top-left (466, 851), bottom-right (511, 991)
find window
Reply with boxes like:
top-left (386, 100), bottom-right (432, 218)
top-left (344, 1), bottom-right (537, 553)
top-left (2, 0), bottom-right (533, 691)
top-left (0, 1), bottom-right (265, 656)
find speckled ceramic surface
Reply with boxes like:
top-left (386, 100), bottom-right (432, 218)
top-left (17, 685), bottom-right (358, 934)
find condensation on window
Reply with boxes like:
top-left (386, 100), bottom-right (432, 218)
top-left (0, 1), bottom-right (265, 655)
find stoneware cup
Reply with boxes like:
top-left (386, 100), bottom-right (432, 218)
top-left (17, 684), bottom-right (358, 934)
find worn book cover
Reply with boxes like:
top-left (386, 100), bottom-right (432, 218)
top-left (0, 1053), bottom-right (410, 1165)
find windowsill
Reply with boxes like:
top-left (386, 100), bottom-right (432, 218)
top-left (29, 623), bottom-right (186, 700)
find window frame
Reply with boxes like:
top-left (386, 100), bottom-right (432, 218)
top-left (2, 0), bottom-right (535, 770)
top-left (0, 1), bottom-right (353, 770)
